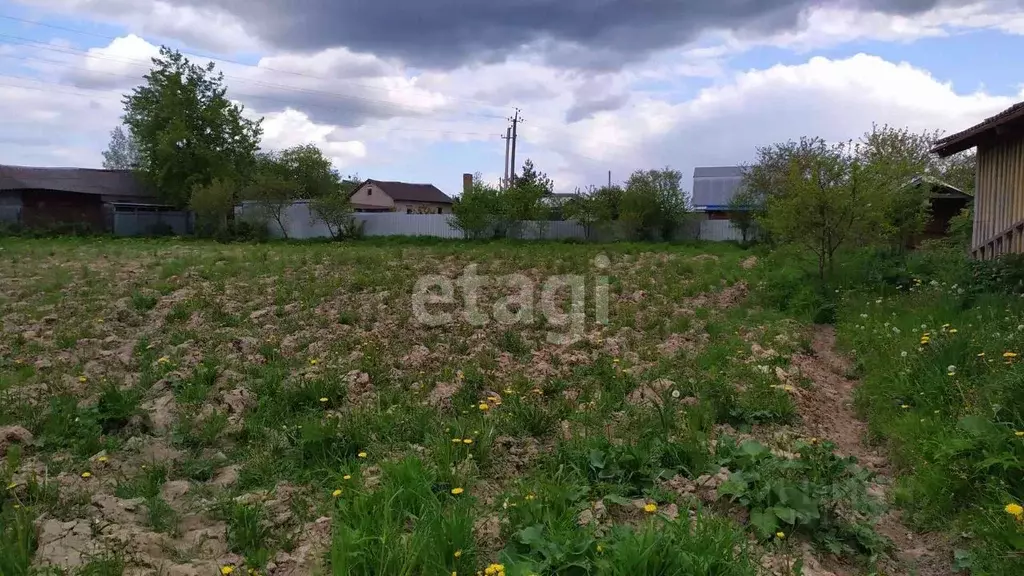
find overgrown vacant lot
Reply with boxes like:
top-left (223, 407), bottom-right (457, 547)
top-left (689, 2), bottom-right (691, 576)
top-left (0, 238), bottom-right (1019, 575)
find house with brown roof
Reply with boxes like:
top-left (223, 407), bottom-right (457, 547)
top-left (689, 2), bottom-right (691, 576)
top-left (932, 101), bottom-right (1024, 259)
top-left (347, 179), bottom-right (454, 214)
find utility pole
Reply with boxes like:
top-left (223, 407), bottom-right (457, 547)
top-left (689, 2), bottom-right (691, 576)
top-left (608, 170), bottom-right (611, 188)
top-left (509, 108), bottom-right (521, 185)
top-left (502, 127), bottom-right (512, 189)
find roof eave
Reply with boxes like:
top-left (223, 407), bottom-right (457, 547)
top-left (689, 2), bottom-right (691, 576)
top-left (931, 104), bottom-right (1024, 157)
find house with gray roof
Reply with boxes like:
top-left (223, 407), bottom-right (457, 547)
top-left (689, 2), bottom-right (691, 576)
top-left (691, 166), bottom-right (753, 219)
top-left (0, 164), bottom-right (187, 234)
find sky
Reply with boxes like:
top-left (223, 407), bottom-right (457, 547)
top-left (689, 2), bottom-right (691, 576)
top-left (0, 0), bottom-right (1022, 197)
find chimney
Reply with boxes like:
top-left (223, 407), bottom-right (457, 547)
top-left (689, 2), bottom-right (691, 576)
top-left (463, 173), bottom-right (473, 195)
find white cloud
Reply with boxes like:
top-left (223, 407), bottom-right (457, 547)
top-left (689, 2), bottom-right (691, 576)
top-left (259, 108), bottom-right (367, 169)
top-left (528, 53), bottom-right (1021, 191)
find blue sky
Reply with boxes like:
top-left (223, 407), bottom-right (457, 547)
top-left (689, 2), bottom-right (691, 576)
top-left (1, 0), bottom-right (1022, 196)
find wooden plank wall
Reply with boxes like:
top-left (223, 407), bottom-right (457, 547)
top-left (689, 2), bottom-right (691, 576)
top-left (974, 136), bottom-right (1024, 259)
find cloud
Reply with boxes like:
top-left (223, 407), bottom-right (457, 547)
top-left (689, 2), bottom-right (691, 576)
top-left (25, 0), bottom-right (1001, 69)
top-left (522, 53), bottom-right (1020, 191)
top-left (259, 109), bottom-right (367, 169)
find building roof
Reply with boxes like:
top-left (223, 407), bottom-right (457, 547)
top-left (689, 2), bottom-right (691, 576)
top-left (0, 164), bottom-right (153, 198)
top-left (931, 100), bottom-right (1024, 157)
top-left (692, 166), bottom-right (745, 209)
top-left (908, 174), bottom-right (972, 199)
top-left (359, 179), bottom-right (453, 204)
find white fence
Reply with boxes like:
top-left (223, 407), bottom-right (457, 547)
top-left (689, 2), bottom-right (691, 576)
top-left (236, 201), bottom-right (752, 242)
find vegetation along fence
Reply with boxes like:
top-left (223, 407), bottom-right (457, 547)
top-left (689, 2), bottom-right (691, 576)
top-left (236, 200), bottom-right (752, 242)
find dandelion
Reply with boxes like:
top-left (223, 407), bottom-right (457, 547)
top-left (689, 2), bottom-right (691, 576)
top-left (1005, 503), bottom-right (1024, 521)
top-left (613, 358), bottom-right (620, 364)
top-left (309, 359), bottom-right (318, 365)
top-left (157, 356), bottom-right (170, 364)
top-left (978, 352), bottom-right (986, 357)
top-left (901, 404), bottom-right (910, 409)
top-left (6, 482), bottom-right (16, 490)
top-left (1003, 352), bottom-right (1018, 358)
top-left (98, 456), bottom-right (108, 463)
top-left (597, 544), bottom-right (604, 553)
top-left (947, 365), bottom-right (957, 376)
top-left (484, 564), bottom-right (505, 576)
top-left (901, 351), bottom-right (908, 358)
top-left (456, 370), bottom-right (465, 380)
top-left (319, 397), bottom-right (329, 403)
top-left (81, 471), bottom-right (92, 478)
top-left (643, 503), bottom-right (657, 513)
top-left (221, 567), bottom-right (235, 575)
top-left (358, 452), bottom-right (367, 459)
top-left (671, 390), bottom-right (681, 399)
top-left (478, 402), bottom-right (490, 411)
top-left (451, 487), bottom-right (464, 495)
top-left (78, 376), bottom-right (87, 383)
top-left (525, 493), bottom-right (536, 501)
top-left (463, 438), bottom-right (473, 445)
top-left (332, 489), bottom-right (342, 497)
top-left (776, 531), bottom-right (785, 539)
top-left (454, 549), bottom-right (463, 559)
top-left (949, 328), bottom-right (958, 334)
top-left (452, 438), bottom-right (462, 443)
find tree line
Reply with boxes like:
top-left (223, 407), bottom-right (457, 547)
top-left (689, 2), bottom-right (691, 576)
top-left (732, 125), bottom-right (976, 279)
top-left (102, 46), bottom-right (356, 239)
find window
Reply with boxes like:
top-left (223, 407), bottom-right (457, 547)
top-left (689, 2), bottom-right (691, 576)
top-left (437, 207), bottom-right (443, 214)
top-left (367, 187), bottom-right (372, 195)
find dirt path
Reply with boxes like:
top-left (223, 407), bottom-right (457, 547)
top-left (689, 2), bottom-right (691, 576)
top-left (791, 326), bottom-right (953, 576)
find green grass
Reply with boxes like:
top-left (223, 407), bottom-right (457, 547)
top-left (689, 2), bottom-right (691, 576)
top-left (0, 237), bottom-right (916, 574)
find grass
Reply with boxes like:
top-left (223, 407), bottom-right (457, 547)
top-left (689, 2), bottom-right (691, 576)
top-left (2, 236), bottom-right (998, 574)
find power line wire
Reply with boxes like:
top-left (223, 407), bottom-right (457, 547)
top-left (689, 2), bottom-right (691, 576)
top-left (0, 13), bottom-right (509, 110)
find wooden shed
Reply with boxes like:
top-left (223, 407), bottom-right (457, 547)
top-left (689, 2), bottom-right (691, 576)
top-left (932, 101), bottom-right (1024, 259)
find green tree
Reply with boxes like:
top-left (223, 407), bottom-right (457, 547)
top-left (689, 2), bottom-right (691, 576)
top-left (123, 46), bottom-right (262, 207)
top-left (190, 178), bottom-right (237, 237)
top-left (101, 126), bottom-right (140, 170)
top-left (246, 173), bottom-right (298, 240)
top-left (727, 187), bottom-right (759, 244)
top-left (449, 174), bottom-right (500, 239)
top-left (562, 185), bottom-right (622, 240)
top-left (759, 139), bottom-right (884, 279)
top-left (619, 168), bottom-right (689, 241)
top-left (309, 184), bottom-right (356, 240)
top-left (257, 144), bottom-right (341, 199)
top-left (516, 158), bottom-right (555, 194)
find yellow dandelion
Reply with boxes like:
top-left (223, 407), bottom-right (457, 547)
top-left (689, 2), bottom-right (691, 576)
top-left (597, 544), bottom-right (604, 553)
top-left (612, 358), bottom-right (620, 364)
top-left (1016, 431), bottom-right (1024, 437)
top-left (332, 489), bottom-right (342, 497)
top-left (525, 493), bottom-right (536, 501)
top-left (358, 452), bottom-right (368, 459)
top-left (81, 471), bottom-right (92, 478)
top-left (451, 487), bottom-right (464, 495)
top-left (463, 438), bottom-right (473, 445)
top-left (504, 388), bottom-right (514, 394)
top-left (98, 456), bottom-right (108, 463)
top-left (452, 438), bottom-right (462, 443)
top-left (6, 482), bottom-right (16, 490)
top-left (456, 370), bottom-right (465, 379)
top-left (319, 397), bottom-right (329, 403)
top-left (158, 356), bottom-right (170, 364)
top-left (978, 352), bottom-right (986, 357)
top-left (484, 564), bottom-right (505, 576)
top-left (1003, 352), bottom-right (1018, 358)
top-left (901, 404), bottom-right (910, 409)
top-left (1005, 503), bottom-right (1024, 519)
top-left (78, 376), bottom-right (87, 383)
top-left (478, 403), bottom-right (490, 411)
top-left (221, 567), bottom-right (234, 575)
top-left (776, 531), bottom-right (785, 539)
top-left (949, 328), bottom-right (958, 334)
top-left (343, 474), bottom-right (351, 480)
top-left (643, 503), bottom-right (657, 513)
top-left (454, 549), bottom-right (463, 559)
top-left (309, 358), bottom-right (318, 365)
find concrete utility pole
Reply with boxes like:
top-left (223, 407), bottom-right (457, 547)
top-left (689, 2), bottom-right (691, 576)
top-left (502, 127), bottom-right (512, 189)
top-left (509, 108), bottom-right (521, 185)
top-left (608, 170), bottom-right (611, 188)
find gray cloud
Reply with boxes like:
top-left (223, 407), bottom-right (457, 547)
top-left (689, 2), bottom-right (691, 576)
top-left (565, 93), bottom-right (630, 123)
top-left (179, 0), bottom-right (966, 68)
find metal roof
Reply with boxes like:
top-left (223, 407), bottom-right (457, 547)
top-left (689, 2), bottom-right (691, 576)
top-left (931, 100), bottom-right (1024, 157)
top-left (0, 164), bottom-right (153, 198)
top-left (357, 179), bottom-right (453, 204)
top-left (692, 166), bottom-right (745, 208)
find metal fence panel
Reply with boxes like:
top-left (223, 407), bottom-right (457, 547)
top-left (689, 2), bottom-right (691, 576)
top-left (0, 205), bottom-right (20, 224)
top-left (236, 201), bottom-right (750, 242)
top-left (113, 211), bottom-right (192, 236)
